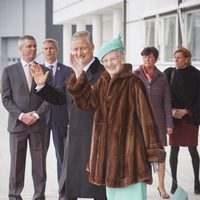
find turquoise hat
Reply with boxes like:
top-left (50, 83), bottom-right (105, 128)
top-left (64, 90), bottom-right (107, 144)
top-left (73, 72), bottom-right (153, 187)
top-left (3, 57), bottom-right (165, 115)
top-left (97, 34), bottom-right (125, 61)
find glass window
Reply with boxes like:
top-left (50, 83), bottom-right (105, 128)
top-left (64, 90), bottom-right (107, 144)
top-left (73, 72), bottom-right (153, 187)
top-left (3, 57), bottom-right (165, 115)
top-left (145, 20), bottom-right (155, 47)
top-left (86, 24), bottom-right (93, 34)
top-left (72, 24), bottom-right (76, 35)
top-left (186, 10), bottom-right (200, 62)
top-left (163, 15), bottom-right (177, 62)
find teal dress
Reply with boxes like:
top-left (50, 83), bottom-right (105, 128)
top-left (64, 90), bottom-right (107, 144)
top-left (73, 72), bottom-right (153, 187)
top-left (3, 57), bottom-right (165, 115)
top-left (106, 182), bottom-right (147, 200)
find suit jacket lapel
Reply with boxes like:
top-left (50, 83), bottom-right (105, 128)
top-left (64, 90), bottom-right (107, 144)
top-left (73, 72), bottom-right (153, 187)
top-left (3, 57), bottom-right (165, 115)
top-left (54, 63), bottom-right (62, 84)
top-left (86, 59), bottom-right (97, 82)
top-left (86, 68), bottom-right (93, 82)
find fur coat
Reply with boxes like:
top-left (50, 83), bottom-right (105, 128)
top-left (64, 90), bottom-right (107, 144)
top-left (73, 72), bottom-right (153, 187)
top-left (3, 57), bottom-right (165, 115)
top-left (67, 64), bottom-right (165, 188)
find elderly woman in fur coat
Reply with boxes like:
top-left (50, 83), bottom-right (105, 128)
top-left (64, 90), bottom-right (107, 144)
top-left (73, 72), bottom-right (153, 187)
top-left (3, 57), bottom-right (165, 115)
top-left (31, 36), bottom-right (166, 200)
top-left (66, 36), bottom-right (166, 200)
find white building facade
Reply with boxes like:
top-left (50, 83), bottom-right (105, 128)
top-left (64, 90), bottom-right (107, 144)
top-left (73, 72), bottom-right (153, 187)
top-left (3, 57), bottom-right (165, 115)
top-left (0, 0), bottom-right (46, 71)
top-left (53, 0), bottom-right (200, 71)
top-left (0, 0), bottom-right (63, 89)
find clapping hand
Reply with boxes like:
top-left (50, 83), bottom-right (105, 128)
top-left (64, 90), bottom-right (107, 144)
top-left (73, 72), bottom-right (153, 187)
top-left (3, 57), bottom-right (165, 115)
top-left (31, 63), bottom-right (49, 86)
top-left (70, 53), bottom-right (84, 79)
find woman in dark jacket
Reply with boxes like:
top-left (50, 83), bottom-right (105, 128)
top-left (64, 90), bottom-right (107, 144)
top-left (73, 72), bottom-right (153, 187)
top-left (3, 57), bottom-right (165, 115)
top-left (164, 47), bottom-right (200, 195)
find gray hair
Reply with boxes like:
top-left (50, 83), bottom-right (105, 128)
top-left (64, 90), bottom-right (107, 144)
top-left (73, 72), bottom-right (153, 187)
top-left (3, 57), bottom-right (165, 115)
top-left (71, 31), bottom-right (94, 46)
top-left (18, 35), bottom-right (36, 48)
top-left (43, 38), bottom-right (59, 50)
top-left (115, 50), bottom-right (125, 61)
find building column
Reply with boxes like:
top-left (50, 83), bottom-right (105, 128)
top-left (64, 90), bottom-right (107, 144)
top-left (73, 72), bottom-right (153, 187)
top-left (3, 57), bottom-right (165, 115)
top-left (113, 8), bottom-right (122, 38)
top-left (63, 23), bottom-right (72, 66)
top-left (92, 15), bottom-right (102, 56)
top-left (76, 20), bottom-right (85, 32)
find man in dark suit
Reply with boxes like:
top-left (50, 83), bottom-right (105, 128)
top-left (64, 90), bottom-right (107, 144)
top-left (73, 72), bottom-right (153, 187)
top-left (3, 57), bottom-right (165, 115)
top-left (1, 35), bottom-right (50, 200)
top-left (32, 31), bottom-right (107, 200)
top-left (42, 38), bottom-right (71, 191)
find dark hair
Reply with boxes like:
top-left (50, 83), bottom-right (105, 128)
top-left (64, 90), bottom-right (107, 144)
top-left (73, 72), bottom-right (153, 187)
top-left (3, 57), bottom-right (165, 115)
top-left (141, 47), bottom-right (159, 60)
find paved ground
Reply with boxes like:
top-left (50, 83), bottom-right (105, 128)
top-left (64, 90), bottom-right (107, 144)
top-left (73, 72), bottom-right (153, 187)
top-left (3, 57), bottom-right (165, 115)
top-left (0, 100), bottom-right (200, 200)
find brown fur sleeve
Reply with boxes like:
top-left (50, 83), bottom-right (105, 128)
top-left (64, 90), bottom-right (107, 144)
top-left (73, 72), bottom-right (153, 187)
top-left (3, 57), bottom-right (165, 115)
top-left (67, 72), bottom-right (99, 110)
top-left (134, 77), bottom-right (166, 163)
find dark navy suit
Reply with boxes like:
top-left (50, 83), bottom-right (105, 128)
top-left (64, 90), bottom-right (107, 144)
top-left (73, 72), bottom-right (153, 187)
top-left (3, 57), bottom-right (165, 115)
top-left (44, 62), bottom-right (71, 181)
top-left (38, 58), bottom-right (107, 199)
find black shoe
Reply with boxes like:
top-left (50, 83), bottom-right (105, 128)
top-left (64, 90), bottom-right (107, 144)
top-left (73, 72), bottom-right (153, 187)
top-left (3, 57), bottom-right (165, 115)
top-left (171, 182), bottom-right (177, 194)
top-left (194, 181), bottom-right (200, 194)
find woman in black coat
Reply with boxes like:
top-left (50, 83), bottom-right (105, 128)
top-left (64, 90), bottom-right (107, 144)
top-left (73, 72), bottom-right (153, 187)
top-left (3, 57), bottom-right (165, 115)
top-left (164, 48), bottom-right (200, 195)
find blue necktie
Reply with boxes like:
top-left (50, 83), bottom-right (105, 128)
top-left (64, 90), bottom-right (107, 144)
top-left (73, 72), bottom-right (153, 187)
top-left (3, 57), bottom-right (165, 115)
top-left (50, 65), bottom-right (54, 76)
top-left (49, 65), bottom-right (55, 86)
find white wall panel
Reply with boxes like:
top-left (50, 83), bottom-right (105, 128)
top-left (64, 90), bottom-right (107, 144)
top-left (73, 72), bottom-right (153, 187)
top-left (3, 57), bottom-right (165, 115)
top-left (23, 0), bottom-right (46, 62)
top-left (0, 0), bottom-right (23, 36)
top-left (127, 0), bottom-right (177, 22)
top-left (53, 0), bottom-right (123, 24)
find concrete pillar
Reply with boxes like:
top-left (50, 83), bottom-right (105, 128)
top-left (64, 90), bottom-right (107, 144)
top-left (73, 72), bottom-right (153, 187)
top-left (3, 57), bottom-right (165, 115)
top-left (63, 23), bottom-right (72, 66)
top-left (113, 8), bottom-right (122, 38)
top-left (92, 15), bottom-right (102, 56)
top-left (76, 20), bottom-right (85, 32)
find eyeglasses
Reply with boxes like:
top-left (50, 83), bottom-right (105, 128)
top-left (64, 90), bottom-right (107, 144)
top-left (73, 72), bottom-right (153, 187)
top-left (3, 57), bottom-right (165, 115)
top-left (102, 56), bottom-right (119, 65)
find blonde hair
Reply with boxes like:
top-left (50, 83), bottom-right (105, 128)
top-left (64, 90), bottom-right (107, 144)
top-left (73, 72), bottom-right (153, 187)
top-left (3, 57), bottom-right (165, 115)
top-left (174, 47), bottom-right (192, 65)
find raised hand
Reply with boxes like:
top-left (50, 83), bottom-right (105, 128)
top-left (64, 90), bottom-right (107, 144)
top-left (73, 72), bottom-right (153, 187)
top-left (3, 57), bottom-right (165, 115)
top-left (31, 63), bottom-right (49, 86)
top-left (70, 53), bottom-right (84, 79)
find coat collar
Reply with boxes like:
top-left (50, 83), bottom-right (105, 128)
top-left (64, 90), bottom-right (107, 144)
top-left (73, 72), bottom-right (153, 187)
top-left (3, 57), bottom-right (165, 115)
top-left (86, 57), bottom-right (102, 82)
top-left (135, 65), bottom-right (162, 83)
